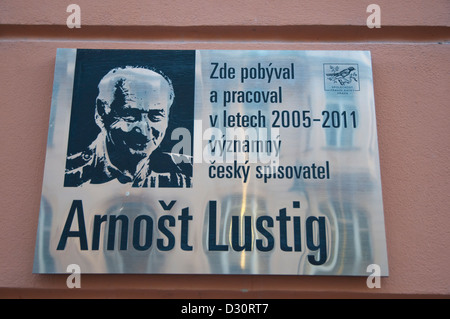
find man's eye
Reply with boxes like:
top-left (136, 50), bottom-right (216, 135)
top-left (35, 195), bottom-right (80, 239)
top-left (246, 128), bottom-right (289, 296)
top-left (122, 115), bottom-right (139, 122)
top-left (149, 114), bottom-right (163, 122)
top-left (148, 110), bottom-right (165, 122)
top-left (115, 110), bottom-right (140, 122)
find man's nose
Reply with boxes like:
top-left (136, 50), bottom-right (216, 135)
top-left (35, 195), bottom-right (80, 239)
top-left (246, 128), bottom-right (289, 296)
top-left (133, 114), bottom-right (152, 138)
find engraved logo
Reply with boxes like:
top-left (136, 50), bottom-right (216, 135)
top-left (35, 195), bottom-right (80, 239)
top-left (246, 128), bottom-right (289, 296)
top-left (324, 63), bottom-right (360, 92)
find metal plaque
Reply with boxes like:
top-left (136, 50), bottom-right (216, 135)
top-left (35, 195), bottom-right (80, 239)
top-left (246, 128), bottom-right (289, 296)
top-left (33, 49), bottom-right (388, 275)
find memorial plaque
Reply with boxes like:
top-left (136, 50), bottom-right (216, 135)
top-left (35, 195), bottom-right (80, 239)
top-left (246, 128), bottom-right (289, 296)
top-left (33, 49), bottom-right (388, 275)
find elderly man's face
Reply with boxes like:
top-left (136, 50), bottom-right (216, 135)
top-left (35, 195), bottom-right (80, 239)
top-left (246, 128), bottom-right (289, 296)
top-left (105, 74), bottom-right (171, 160)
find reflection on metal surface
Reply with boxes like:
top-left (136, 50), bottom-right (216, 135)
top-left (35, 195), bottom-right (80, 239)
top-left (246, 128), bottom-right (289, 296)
top-left (33, 49), bottom-right (388, 275)
top-left (202, 194), bottom-right (273, 274)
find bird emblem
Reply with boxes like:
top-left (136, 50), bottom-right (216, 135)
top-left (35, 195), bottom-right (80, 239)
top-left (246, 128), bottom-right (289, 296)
top-left (326, 66), bottom-right (358, 85)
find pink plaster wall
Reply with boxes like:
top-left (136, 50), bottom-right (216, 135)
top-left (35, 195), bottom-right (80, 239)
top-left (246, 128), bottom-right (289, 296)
top-left (1, 0), bottom-right (449, 27)
top-left (0, 1), bottom-right (449, 298)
